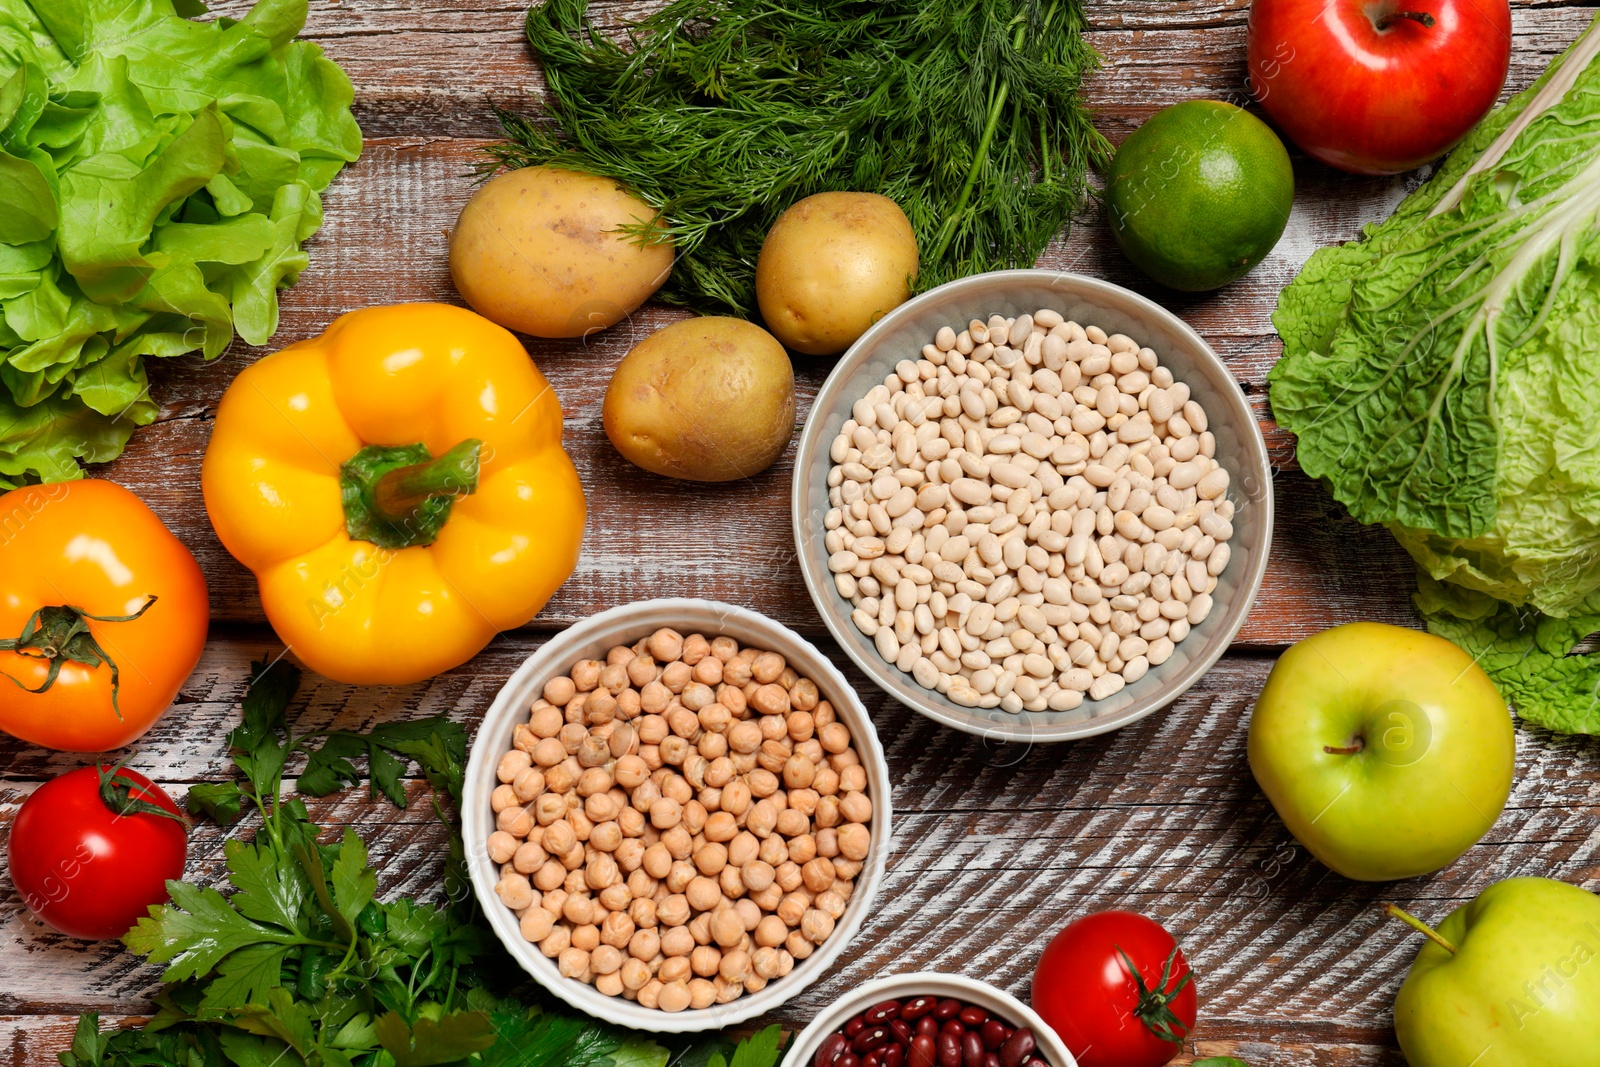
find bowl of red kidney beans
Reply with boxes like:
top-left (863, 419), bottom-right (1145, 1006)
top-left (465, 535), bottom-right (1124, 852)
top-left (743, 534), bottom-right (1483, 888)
top-left (788, 973), bottom-right (1077, 1067)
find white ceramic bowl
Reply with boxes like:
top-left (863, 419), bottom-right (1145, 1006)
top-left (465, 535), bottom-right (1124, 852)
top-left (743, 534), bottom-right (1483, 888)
top-left (786, 972), bottom-right (1078, 1067)
top-left (793, 269), bottom-right (1273, 743)
top-left (463, 598), bottom-right (893, 1032)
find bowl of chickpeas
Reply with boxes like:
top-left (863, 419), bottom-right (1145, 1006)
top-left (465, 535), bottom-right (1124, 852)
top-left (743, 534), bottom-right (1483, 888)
top-left (463, 598), bottom-right (892, 1031)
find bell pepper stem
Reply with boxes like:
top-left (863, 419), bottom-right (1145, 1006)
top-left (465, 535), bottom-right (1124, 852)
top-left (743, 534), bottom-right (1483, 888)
top-left (1383, 903), bottom-right (1457, 954)
top-left (372, 439), bottom-right (483, 521)
top-left (340, 439), bottom-right (483, 550)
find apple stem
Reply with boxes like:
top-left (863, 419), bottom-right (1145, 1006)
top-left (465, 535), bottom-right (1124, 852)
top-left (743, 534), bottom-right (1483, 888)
top-left (1383, 903), bottom-right (1458, 955)
top-left (1324, 738), bottom-right (1365, 756)
top-left (1376, 9), bottom-right (1437, 30)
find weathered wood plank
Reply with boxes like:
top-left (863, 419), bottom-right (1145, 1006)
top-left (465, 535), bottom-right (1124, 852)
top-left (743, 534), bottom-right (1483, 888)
top-left (1, 634), bottom-right (1594, 1057)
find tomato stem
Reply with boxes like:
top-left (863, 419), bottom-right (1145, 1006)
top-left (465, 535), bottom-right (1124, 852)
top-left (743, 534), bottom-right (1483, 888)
top-left (1117, 944), bottom-right (1193, 1046)
top-left (1383, 903), bottom-right (1458, 954)
top-left (0, 596), bottom-right (158, 720)
top-left (96, 756), bottom-right (190, 827)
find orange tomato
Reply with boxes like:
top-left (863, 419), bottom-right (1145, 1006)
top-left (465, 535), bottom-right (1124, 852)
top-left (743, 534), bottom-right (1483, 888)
top-left (0, 480), bottom-right (209, 751)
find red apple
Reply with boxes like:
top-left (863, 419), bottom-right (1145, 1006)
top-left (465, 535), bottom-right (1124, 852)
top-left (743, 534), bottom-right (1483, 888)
top-left (1247, 0), bottom-right (1511, 175)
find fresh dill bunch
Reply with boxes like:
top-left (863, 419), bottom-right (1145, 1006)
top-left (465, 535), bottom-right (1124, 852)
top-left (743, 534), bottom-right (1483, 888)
top-left (487, 0), bottom-right (1111, 317)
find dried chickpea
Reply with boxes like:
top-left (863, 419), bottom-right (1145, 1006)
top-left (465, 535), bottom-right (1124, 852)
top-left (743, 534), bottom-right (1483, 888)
top-left (521, 907), bottom-right (556, 943)
top-left (659, 956), bottom-right (691, 985)
top-left (690, 944), bottom-right (723, 977)
top-left (572, 923), bottom-right (600, 952)
top-left (689, 978), bottom-right (718, 1010)
top-left (487, 830), bottom-right (518, 864)
top-left (658, 980), bottom-right (692, 1013)
top-left (620, 958), bottom-right (651, 990)
top-left (710, 907), bottom-right (745, 947)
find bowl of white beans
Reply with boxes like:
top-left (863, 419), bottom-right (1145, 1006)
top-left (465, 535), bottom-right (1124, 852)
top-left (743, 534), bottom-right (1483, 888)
top-left (792, 270), bottom-right (1272, 742)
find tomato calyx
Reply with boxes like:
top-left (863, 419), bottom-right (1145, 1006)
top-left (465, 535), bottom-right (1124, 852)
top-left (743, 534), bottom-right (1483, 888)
top-left (0, 596), bottom-right (158, 719)
top-left (96, 758), bottom-right (189, 827)
top-left (1118, 944), bottom-right (1194, 1046)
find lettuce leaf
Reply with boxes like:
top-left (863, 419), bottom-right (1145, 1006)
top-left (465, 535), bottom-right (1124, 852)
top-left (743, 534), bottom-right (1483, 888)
top-left (1271, 14), bottom-right (1600, 732)
top-left (0, 0), bottom-right (359, 489)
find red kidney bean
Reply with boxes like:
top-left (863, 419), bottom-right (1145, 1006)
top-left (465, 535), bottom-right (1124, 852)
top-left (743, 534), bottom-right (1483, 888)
top-left (940, 1020), bottom-right (965, 1040)
top-left (854, 1027), bottom-right (892, 1053)
top-left (890, 1020), bottom-right (914, 1044)
top-left (936, 1033), bottom-right (961, 1067)
top-left (816, 1035), bottom-right (848, 1067)
top-left (884, 1046), bottom-right (904, 1067)
top-left (982, 1056), bottom-right (1001, 1067)
top-left (838, 1056), bottom-right (859, 1067)
top-left (916, 1017), bottom-right (939, 1042)
top-left (846, 1018), bottom-right (867, 1038)
top-left (909, 1036), bottom-right (936, 1067)
top-left (961, 1032), bottom-right (983, 1067)
top-left (933, 1000), bottom-right (962, 1021)
top-left (998, 1029), bottom-right (1035, 1067)
top-left (866, 1001), bottom-right (902, 1025)
top-left (864, 1053), bottom-right (882, 1067)
top-left (958, 1008), bottom-right (988, 1027)
top-left (980, 1022), bottom-right (1007, 1052)
top-left (900, 997), bottom-right (937, 1020)
top-left (1021, 1060), bottom-right (1046, 1067)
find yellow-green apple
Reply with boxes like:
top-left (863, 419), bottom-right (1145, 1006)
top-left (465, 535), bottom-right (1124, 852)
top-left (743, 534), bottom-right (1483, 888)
top-left (1390, 878), bottom-right (1600, 1065)
top-left (1247, 622), bottom-right (1514, 881)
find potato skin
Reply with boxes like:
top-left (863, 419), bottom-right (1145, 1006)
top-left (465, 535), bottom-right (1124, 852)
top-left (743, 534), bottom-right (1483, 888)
top-left (604, 317), bottom-right (796, 482)
top-left (756, 192), bottom-right (918, 356)
top-left (450, 167), bottom-right (672, 339)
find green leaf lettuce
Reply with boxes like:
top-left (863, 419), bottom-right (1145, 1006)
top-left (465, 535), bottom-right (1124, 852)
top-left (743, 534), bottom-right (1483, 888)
top-left (0, 0), bottom-right (359, 490)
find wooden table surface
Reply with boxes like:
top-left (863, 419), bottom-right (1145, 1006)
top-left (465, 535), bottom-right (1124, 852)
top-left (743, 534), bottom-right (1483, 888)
top-left (4, 2), bottom-right (1598, 1064)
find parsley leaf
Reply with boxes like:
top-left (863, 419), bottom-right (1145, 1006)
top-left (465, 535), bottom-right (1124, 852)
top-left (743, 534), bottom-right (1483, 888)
top-left (375, 1010), bottom-right (497, 1066)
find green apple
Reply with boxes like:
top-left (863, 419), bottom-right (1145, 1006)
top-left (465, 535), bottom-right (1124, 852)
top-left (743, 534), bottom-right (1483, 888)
top-left (1391, 878), bottom-right (1600, 1066)
top-left (1247, 622), bottom-right (1514, 881)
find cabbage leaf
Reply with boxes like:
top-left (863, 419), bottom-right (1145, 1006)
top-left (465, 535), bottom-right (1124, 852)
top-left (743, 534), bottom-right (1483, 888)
top-left (1270, 14), bottom-right (1600, 732)
top-left (0, 0), bottom-right (359, 488)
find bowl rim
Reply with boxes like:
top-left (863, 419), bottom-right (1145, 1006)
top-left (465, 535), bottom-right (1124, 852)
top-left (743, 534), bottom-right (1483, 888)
top-left (462, 597), bottom-right (893, 1032)
top-left (791, 268), bottom-right (1274, 743)
top-left (783, 971), bottom-right (1079, 1067)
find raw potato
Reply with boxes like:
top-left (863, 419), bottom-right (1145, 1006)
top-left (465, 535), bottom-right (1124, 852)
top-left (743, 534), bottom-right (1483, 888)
top-left (604, 317), bottom-right (796, 481)
top-left (756, 192), bottom-right (918, 356)
top-left (450, 167), bottom-right (673, 339)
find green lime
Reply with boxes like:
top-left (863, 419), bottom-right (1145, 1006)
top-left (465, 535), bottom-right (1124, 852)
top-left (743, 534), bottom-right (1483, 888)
top-left (1106, 100), bottom-right (1293, 292)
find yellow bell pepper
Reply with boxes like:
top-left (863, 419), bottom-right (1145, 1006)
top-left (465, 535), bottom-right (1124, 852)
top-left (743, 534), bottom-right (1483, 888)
top-left (201, 303), bottom-right (585, 685)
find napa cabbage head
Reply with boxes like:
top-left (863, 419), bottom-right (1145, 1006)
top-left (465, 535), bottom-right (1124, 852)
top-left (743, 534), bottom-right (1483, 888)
top-left (1271, 13), bottom-right (1600, 732)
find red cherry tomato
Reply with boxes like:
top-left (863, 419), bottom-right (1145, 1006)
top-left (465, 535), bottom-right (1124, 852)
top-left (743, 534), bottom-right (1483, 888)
top-left (8, 764), bottom-right (187, 939)
top-left (1030, 911), bottom-right (1197, 1067)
